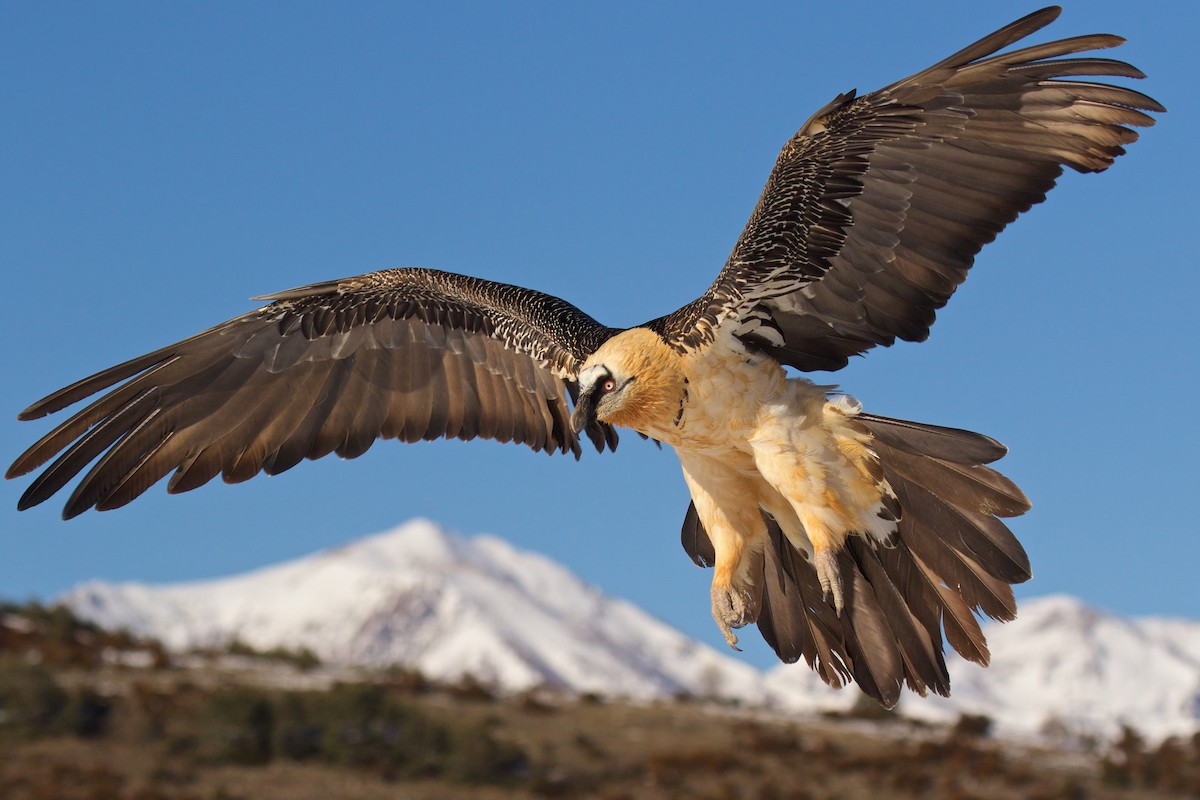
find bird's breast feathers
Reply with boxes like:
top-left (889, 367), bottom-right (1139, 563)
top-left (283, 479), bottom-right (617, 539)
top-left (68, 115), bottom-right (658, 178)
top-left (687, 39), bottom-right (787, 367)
top-left (666, 339), bottom-right (896, 545)
top-left (609, 327), bottom-right (841, 454)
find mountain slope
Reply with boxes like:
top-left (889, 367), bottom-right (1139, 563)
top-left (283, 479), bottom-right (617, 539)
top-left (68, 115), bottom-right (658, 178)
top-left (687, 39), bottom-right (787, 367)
top-left (59, 521), bottom-right (1200, 742)
top-left (60, 519), bottom-right (765, 702)
top-left (921, 595), bottom-right (1200, 742)
top-left (765, 594), bottom-right (1200, 741)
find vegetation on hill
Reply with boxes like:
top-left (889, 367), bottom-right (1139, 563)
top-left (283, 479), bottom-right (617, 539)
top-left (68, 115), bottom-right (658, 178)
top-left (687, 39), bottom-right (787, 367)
top-left (1, 600), bottom-right (1197, 800)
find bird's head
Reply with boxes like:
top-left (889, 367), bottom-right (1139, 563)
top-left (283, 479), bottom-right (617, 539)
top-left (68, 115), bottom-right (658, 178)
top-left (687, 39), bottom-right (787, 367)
top-left (571, 328), bottom-right (685, 437)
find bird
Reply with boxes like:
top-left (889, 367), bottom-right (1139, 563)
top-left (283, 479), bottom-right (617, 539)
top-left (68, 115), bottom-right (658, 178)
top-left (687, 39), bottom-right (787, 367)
top-left (7, 6), bottom-right (1161, 708)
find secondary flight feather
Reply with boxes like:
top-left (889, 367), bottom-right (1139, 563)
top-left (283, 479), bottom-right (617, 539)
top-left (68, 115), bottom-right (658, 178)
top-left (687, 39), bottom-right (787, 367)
top-left (8, 7), bottom-right (1161, 707)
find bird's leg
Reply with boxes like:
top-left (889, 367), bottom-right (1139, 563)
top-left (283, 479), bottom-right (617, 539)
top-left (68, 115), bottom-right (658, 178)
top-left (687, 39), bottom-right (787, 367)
top-left (679, 458), bottom-right (767, 649)
top-left (700, 503), bottom-right (767, 649)
top-left (758, 495), bottom-right (847, 615)
top-left (749, 438), bottom-right (850, 616)
top-left (710, 582), bottom-right (749, 649)
top-left (811, 544), bottom-right (845, 616)
top-left (792, 509), bottom-right (847, 616)
top-left (705, 551), bottom-right (763, 652)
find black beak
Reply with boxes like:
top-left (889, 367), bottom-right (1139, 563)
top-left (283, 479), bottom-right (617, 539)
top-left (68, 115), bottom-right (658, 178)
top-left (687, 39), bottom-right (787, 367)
top-left (570, 387), bottom-right (599, 435)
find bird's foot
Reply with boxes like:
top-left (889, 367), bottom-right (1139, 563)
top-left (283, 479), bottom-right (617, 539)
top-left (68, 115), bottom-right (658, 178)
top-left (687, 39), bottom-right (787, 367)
top-left (813, 547), bottom-right (845, 617)
top-left (711, 582), bottom-right (753, 651)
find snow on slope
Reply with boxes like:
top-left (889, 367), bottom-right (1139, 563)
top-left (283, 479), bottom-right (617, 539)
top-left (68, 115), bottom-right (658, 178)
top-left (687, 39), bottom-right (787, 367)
top-left (766, 594), bottom-right (1200, 742)
top-left (60, 520), bottom-right (1200, 741)
top-left (914, 595), bottom-right (1200, 742)
top-left (60, 519), bottom-right (765, 702)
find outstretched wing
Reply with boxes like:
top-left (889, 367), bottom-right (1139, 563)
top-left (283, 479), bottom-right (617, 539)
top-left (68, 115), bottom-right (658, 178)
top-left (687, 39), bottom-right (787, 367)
top-left (8, 268), bottom-right (619, 518)
top-left (650, 7), bottom-right (1163, 370)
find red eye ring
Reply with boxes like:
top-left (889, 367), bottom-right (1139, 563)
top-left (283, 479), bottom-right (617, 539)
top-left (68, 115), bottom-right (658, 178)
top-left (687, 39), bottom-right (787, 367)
top-left (601, 378), bottom-right (616, 393)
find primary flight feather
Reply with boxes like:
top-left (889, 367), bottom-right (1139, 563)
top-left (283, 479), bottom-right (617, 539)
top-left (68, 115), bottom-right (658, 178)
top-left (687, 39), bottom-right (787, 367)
top-left (8, 7), bottom-right (1161, 707)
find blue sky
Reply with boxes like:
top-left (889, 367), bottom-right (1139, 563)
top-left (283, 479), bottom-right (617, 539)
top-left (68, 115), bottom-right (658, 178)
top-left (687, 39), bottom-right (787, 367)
top-left (2, 1), bottom-right (1196, 669)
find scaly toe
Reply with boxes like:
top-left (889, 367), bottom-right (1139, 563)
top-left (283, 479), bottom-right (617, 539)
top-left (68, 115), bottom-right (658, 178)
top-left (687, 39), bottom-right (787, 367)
top-left (813, 548), bottom-right (845, 617)
top-left (711, 584), bottom-right (751, 650)
top-left (717, 619), bottom-right (741, 650)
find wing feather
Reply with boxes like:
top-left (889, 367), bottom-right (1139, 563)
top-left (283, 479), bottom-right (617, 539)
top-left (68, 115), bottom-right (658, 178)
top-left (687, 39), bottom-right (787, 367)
top-left (648, 7), bottom-right (1162, 368)
top-left (420, 347), bottom-right (452, 446)
top-left (223, 364), bottom-right (328, 482)
top-left (9, 268), bottom-right (619, 517)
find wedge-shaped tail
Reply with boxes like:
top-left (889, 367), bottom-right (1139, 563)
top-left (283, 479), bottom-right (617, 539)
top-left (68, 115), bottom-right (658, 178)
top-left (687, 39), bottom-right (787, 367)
top-left (682, 415), bottom-right (1030, 707)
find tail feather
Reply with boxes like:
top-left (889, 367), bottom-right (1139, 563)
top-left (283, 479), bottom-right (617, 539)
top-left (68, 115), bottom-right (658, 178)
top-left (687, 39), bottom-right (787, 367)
top-left (889, 472), bottom-right (1031, 585)
top-left (875, 538), bottom-right (946, 652)
top-left (848, 538), bottom-right (950, 698)
top-left (835, 547), bottom-right (907, 707)
top-left (902, 513), bottom-right (1019, 620)
top-left (857, 413), bottom-right (1009, 464)
top-left (759, 523), bottom-right (851, 688)
top-left (871, 439), bottom-right (1029, 518)
top-left (679, 412), bottom-right (1030, 707)
top-left (865, 414), bottom-right (1031, 611)
top-left (912, 550), bottom-right (992, 666)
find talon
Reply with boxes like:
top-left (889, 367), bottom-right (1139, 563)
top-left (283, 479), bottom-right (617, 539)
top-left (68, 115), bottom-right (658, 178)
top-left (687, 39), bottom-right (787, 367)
top-left (719, 622), bottom-right (742, 651)
top-left (813, 547), bottom-right (844, 617)
top-left (711, 583), bottom-right (751, 650)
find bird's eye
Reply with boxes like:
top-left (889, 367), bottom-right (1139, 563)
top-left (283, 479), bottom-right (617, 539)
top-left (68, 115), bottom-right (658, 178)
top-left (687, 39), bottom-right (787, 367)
top-left (601, 378), bottom-right (616, 393)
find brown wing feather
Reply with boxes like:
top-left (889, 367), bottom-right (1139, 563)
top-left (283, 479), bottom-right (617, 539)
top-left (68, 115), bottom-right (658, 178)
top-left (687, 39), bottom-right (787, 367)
top-left (649, 7), bottom-right (1162, 369)
top-left (8, 268), bottom-right (619, 517)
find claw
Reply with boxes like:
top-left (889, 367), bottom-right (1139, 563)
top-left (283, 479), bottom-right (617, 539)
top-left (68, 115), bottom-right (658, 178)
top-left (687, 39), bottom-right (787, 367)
top-left (710, 583), bottom-right (751, 651)
top-left (813, 547), bottom-right (844, 617)
top-left (718, 622), bottom-right (742, 651)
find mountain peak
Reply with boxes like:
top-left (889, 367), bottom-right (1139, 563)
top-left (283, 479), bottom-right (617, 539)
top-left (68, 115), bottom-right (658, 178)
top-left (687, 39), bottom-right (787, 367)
top-left (57, 520), bottom-right (1200, 742)
top-left (60, 520), bottom-right (766, 703)
top-left (1017, 594), bottom-right (1111, 631)
top-left (892, 595), bottom-right (1200, 742)
top-left (318, 518), bottom-right (465, 570)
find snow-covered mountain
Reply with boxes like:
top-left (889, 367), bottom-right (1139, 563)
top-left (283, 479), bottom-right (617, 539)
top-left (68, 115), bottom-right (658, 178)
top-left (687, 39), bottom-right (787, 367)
top-left (60, 520), bottom-right (1200, 742)
top-left (765, 594), bottom-right (1200, 742)
top-left (60, 519), bottom-right (765, 703)
top-left (908, 595), bottom-right (1200, 742)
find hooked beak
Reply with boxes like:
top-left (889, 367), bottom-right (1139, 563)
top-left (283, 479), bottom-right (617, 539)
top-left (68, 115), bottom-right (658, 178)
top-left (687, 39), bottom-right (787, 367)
top-left (570, 387), bottom-right (599, 435)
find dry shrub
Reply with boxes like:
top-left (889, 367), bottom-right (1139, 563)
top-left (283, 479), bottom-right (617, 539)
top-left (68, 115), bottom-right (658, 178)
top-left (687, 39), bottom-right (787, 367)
top-left (732, 719), bottom-right (803, 754)
top-left (642, 747), bottom-right (740, 789)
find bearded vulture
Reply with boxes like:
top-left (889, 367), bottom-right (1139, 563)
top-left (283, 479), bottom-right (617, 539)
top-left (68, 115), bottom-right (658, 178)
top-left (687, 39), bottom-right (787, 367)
top-left (7, 7), bottom-right (1161, 707)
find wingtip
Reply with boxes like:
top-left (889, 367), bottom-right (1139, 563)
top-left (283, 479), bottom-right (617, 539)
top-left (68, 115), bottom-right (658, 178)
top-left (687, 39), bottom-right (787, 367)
top-left (1024, 5), bottom-right (1062, 27)
top-left (7, 442), bottom-right (46, 481)
top-left (61, 498), bottom-right (91, 521)
top-left (17, 403), bottom-right (49, 422)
